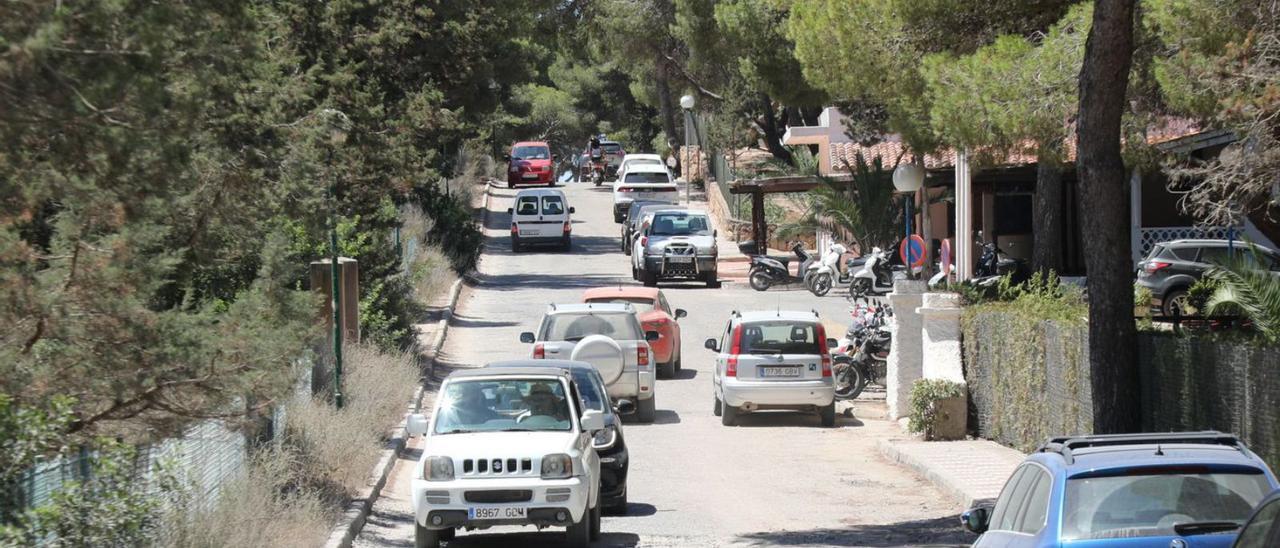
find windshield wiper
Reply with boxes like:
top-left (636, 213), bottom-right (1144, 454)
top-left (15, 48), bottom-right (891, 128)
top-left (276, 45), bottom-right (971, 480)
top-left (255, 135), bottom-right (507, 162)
top-left (1173, 521), bottom-right (1240, 536)
top-left (438, 429), bottom-right (476, 435)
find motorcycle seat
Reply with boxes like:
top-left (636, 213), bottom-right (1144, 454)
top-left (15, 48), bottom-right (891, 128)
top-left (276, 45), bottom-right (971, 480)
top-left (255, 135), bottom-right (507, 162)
top-left (766, 255), bottom-right (794, 265)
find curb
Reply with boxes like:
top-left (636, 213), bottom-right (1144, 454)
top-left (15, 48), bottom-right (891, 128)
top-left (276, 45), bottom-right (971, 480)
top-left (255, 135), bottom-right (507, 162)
top-left (878, 439), bottom-right (995, 509)
top-left (323, 276), bottom-right (466, 548)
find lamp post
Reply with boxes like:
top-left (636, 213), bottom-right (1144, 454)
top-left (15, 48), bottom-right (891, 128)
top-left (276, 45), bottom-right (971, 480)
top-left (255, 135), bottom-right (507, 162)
top-left (893, 162), bottom-right (926, 276)
top-left (321, 108), bottom-right (351, 409)
top-left (680, 94), bottom-right (700, 205)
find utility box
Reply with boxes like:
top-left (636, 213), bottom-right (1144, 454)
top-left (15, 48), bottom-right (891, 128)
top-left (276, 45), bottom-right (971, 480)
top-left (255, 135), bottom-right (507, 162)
top-left (927, 396), bottom-right (968, 441)
top-left (310, 257), bottom-right (360, 344)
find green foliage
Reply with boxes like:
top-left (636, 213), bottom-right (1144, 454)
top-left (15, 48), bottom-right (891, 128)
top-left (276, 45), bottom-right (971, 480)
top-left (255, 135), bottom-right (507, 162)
top-left (1186, 277), bottom-right (1221, 315)
top-left (1204, 259), bottom-right (1280, 342)
top-left (782, 154), bottom-right (900, 252)
top-left (1134, 284), bottom-right (1154, 313)
top-left (907, 379), bottom-right (966, 435)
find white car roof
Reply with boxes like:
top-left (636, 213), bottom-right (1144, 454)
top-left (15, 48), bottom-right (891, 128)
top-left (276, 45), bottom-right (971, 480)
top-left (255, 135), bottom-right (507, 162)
top-left (737, 310), bottom-right (823, 323)
top-left (514, 188), bottom-right (566, 197)
top-left (623, 154), bottom-right (663, 162)
top-left (546, 302), bottom-right (634, 314)
top-left (624, 164), bottom-right (671, 174)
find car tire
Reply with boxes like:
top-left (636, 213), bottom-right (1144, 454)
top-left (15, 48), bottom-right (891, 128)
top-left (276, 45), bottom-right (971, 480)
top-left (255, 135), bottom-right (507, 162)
top-left (636, 396), bottom-right (656, 423)
top-left (438, 528), bottom-right (455, 541)
top-left (565, 504), bottom-right (591, 548)
top-left (414, 524), bottom-right (441, 548)
top-left (659, 359), bottom-right (676, 379)
top-left (589, 498), bottom-right (602, 541)
top-left (820, 403), bottom-right (836, 427)
top-left (507, 182), bottom-right (514, 189)
top-left (675, 351), bottom-right (682, 374)
top-left (614, 212), bottom-right (624, 224)
top-left (562, 235), bottom-right (571, 251)
top-left (511, 237), bottom-right (520, 253)
top-left (1162, 288), bottom-right (1190, 316)
top-left (631, 265), bottom-right (639, 281)
top-left (640, 269), bottom-right (657, 287)
top-left (713, 395), bottom-right (722, 416)
top-left (704, 270), bottom-right (720, 288)
top-left (607, 488), bottom-right (628, 515)
top-left (721, 402), bottom-right (738, 426)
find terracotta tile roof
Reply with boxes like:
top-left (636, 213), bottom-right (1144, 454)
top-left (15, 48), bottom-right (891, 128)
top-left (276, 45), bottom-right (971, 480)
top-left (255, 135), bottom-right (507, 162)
top-left (827, 118), bottom-right (1206, 174)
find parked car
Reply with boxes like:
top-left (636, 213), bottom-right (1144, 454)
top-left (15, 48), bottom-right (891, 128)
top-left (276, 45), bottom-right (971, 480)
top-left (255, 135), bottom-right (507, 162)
top-left (704, 310), bottom-right (837, 427)
top-left (404, 366), bottom-right (604, 548)
top-left (487, 360), bottom-right (635, 515)
top-left (508, 188), bottom-right (575, 252)
top-left (521, 303), bottom-right (659, 423)
top-left (614, 153), bottom-right (667, 182)
top-left (1136, 239), bottom-right (1280, 316)
top-left (632, 209), bottom-right (719, 288)
top-left (505, 141), bottom-right (557, 188)
top-left (1234, 489), bottom-right (1280, 547)
top-left (622, 201), bottom-right (680, 255)
top-left (582, 286), bottom-right (687, 378)
top-left (961, 431), bottom-right (1280, 548)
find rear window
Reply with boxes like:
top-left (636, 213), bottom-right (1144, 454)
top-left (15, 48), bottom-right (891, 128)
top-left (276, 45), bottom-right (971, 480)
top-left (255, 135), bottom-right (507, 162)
top-left (602, 143), bottom-right (623, 153)
top-left (514, 196), bottom-right (540, 215)
top-left (737, 321), bottom-right (822, 355)
top-left (624, 172), bottom-right (673, 184)
top-left (1062, 468), bottom-right (1271, 541)
top-left (625, 159), bottom-right (663, 170)
top-left (650, 212), bottom-right (711, 236)
top-left (585, 297), bottom-right (655, 314)
top-left (541, 195), bottom-right (565, 215)
top-left (512, 146), bottom-right (550, 160)
top-left (541, 313), bottom-right (642, 342)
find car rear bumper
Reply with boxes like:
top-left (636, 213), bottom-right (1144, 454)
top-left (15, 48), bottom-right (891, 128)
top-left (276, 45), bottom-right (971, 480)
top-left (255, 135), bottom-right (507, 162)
top-left (718, 378), bottom-right (835, 409)
top-left (606, 370), bottom-right (654, 402)
top-left (412, 476), bottom-right (588, 530)
top-left (508, 172), bottom-right (553, 185)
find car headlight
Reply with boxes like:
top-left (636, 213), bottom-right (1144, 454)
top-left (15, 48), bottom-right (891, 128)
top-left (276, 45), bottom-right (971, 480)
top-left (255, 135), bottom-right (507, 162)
top-left (425, 456), bottom-right (454, 481)
top-left (592, 425), bottom-right (617, 449)
top-left (540, 453), bottom-right (573, 479)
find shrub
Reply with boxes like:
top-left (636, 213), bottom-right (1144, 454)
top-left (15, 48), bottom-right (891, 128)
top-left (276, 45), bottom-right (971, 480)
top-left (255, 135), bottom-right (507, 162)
top-left (1134, 284), bottom-right (1153, 317)
top-left (1187, 276), bottom-right (1221, 315)
top-left (907, 379), bottom-right (966, 435)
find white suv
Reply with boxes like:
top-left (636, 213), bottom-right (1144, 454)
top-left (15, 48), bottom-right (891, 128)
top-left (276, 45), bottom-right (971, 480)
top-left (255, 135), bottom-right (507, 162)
top-left (704, 310), bottom-right (838, 427)
top-left (405, 366), bottom-right (604, 548)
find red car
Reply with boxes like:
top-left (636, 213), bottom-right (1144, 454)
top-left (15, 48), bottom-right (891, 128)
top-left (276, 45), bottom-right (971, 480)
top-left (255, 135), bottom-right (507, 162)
top-left (505, 141), bottom-right (556, 188)
top-left (581, 286), bottom-right (686, 378)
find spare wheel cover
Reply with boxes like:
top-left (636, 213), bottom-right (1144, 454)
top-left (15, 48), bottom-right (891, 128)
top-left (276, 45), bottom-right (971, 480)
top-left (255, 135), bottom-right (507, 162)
top-left (570, 334), bottom-right (626, 385)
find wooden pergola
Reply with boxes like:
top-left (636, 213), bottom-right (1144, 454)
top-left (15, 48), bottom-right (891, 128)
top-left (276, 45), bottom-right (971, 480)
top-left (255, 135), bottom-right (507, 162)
top-left (729, 174), bottom-right (853, 253)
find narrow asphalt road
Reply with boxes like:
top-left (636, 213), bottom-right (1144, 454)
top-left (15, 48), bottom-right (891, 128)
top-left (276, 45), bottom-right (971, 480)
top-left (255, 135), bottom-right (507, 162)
top-left (354, 181), bottom-right (969, 548)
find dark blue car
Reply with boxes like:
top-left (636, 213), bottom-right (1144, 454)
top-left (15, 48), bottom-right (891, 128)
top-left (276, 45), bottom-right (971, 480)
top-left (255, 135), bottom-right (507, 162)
top-left (963, 432), bottom-right (1279, 548)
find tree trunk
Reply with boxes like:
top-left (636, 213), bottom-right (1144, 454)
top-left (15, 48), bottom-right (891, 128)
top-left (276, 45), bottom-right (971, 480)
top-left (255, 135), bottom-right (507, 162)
top-left (1033, 143), bottom-right (1065, 275)
top-left (758, 92), bottom-right (793, 165)
top-left (654, 57), bottom-right (680, 155)
top-left (1076, 0), bottom-right (1139, 434)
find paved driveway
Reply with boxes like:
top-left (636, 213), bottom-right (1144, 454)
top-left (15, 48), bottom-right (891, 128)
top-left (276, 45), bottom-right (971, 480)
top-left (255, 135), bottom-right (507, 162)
top-left (354, 181), bottom-right (969, 548)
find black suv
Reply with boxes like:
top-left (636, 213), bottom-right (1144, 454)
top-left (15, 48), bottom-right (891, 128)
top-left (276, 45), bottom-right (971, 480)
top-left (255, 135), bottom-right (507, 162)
top-left (1136, 239), bottom-right (1280, 315)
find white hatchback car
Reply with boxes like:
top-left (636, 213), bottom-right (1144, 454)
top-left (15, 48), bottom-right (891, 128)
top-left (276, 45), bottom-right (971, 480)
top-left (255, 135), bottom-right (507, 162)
top-left (704, 310), bottom-right (838, 427)
top-left (611, 163), bottom-right (677, 223)
top-left (508, 188), bottom-right (574, 252)
top-left (406, 366), bottom-right (604, 548)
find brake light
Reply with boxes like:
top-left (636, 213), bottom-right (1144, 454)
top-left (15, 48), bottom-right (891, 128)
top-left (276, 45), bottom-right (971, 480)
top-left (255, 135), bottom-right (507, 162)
top-left (726, 324), bottom-right (743, 377)
top-left (619, 187), bottom-right (635, 192)
top-left (533, 343), bottom-right (544, 359)
top-left (640, 236), bottom-right (648, 247)
top-left (1144, 261), bottom-right (1171, 274)
top-left (637, 346), bottom-right (649, 367)
top-left (510, 223), bottom-right (518, 234)
top-left (563, 221), bottom-right (571, 234)
top-left (816, 324), bottom-right (832, 377)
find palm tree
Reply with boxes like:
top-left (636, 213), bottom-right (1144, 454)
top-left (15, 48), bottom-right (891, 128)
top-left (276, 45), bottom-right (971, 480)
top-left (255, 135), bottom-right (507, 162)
top-left (778, 153), bottom-right (901, 254)
top-left (1204, 250), bottom-right (1280, 341)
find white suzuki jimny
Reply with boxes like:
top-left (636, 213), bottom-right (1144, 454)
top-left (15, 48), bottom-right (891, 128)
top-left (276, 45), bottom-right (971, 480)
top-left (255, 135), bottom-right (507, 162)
top-left (405, 365), bottom-right (605, 548)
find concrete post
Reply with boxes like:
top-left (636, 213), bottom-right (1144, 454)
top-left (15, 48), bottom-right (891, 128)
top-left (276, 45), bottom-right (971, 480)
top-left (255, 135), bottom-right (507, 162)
top-left (310, 257), bottom-right (360, 344)
top-left (919, 292), bottom-right (965, 383)
top-left (886, 280), bottom-right (927, 421)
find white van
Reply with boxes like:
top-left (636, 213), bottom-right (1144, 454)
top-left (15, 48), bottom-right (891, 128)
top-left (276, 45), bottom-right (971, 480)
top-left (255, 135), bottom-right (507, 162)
top-left (508, 188), bottom-right (575, 252)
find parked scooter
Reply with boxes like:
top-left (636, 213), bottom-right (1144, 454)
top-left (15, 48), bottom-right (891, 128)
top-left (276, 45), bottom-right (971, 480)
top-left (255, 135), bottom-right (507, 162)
top-left (972, 233), bottom-right (1029, 289)
top-left (848, 247), bottom-right (898, 298)
top-left (832, 298), bottom-right (893, 400)
top-left (746, 242), bottom-right (816, 292)
top-left (806, 242), bottom-right (858, 297)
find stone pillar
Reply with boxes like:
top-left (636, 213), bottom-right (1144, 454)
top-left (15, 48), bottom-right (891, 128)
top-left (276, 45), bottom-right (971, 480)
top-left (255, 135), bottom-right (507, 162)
top-left (919, 292), bottom-right (965, 383)
top-left (309, 257), bottom-right (360, 344)
top-left (886, 280), bottom-right (926, 421)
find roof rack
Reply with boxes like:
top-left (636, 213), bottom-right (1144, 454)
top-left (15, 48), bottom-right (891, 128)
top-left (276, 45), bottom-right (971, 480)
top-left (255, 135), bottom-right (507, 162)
top-left (1036, 431), bottom-right (1244, 464)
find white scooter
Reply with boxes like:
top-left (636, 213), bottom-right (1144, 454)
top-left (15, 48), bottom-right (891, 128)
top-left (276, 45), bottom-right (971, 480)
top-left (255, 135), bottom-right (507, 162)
top-left (806, 242), bottom-right (852, 297)
top-left (849, 247), bottom-right (898, 298)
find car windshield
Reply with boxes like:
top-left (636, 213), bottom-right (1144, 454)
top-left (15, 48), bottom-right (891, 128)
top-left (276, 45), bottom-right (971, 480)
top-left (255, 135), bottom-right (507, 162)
top-left (512, 146), bottom-right (549, 160)
top-left (738, 321), bottom-right (822, 355)
top-left (571, 370), bottom-right (607, 412)
top-left (434, 378), bottom-right (573, 434)
top-left (585, 297), bottom-right (655, 314)
top-left (623, 172), bottom-right (672, 184)
top-left (542, 312), bottom-right (642, 342)
top-left (1062, 469), bottom-right (1272, 540)
top-left (650, 212), bottom-right (711, 236)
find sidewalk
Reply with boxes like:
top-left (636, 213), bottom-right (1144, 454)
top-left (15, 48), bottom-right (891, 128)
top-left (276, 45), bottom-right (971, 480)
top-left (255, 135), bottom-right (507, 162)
top-left (879, 438), bottom-right (1025, 508)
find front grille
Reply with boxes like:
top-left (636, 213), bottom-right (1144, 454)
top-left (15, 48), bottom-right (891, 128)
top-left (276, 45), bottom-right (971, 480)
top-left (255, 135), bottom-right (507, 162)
top-left (464, 489), bottom-right (533, 503)
top-left (462, 457), bottom-right (534, 476)
top-left (662, 244), bottom-right (699, 277)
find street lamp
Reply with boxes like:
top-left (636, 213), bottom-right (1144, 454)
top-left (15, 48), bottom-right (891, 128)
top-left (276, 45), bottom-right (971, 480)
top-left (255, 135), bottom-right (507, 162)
top-left (321, 108), bottom-right (351, 409)
top-left (679, 94), bottom-right (700, 204)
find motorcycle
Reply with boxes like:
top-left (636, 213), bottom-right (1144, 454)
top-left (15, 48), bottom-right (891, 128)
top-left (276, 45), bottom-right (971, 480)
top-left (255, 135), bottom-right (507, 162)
top-left (805, 242), bottom-right (859, 297)
top-left (971, 233), bottom-right (1029, 290)
top-left (848, 247), bottom-right (899, 298)
top-left (832, 298), bottom-right (893, 401)
top-left (590, 159), bottom-right (606, 186)
top-left (746, 242), bottom-right (816, 292)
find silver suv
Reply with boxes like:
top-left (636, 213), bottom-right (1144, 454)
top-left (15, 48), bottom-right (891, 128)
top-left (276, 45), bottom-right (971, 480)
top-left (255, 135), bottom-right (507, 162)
top-left (633, 209), bottom-right (719, 288)
top-left (703, 310), bottom-right (837, 427)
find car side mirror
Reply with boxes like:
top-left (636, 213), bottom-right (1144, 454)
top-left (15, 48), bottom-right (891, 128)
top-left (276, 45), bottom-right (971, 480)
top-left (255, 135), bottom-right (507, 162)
top-left (580, 410), bottom-right (605, 432)
top-left (704, 338), bottom-right (719, 352)
top-left (406, 413), bottom-right (429, 436)
top-left (507, 207), bottom-right (514, 214)
top-left (645, 330), bottom-right (660, 342)
top-left (519, 332), bottom-right (536, 343)
top-left (613, 399), bottom-right (636, 415)
top-left (827, 338), bottom-right (839, 349)
top-left (961, 506), bottom-right (990, 534)
top-left (675, 309), bottom-right (687, 319)
top-left (569, 207), bottom-right (576, 214)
